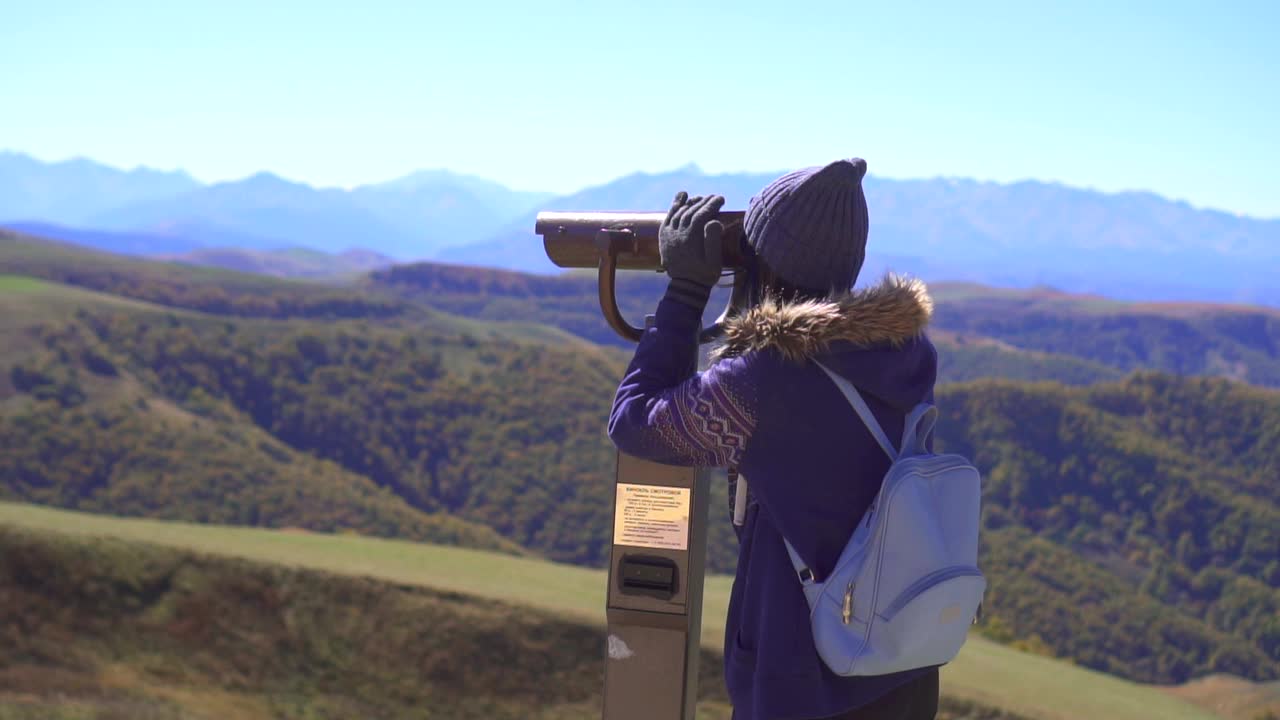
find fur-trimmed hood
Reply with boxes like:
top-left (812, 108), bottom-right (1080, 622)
top-left (709, 274), bottom-right (933, 362)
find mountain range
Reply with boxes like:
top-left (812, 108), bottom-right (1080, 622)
top-left (0, 151), bottom-right (552, 258)
top-left (450, 165), bottom-right (1280, 308)
top-left (2, 150), bottom-right (1278, 307)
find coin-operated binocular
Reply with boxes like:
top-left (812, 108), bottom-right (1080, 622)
top-left (535, 209), bottom-right (751, 719)
top-left (535, 210), bottom-right (752, 343)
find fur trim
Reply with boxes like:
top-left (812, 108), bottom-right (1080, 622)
top-left (709, 274), bottom-right (933, 363)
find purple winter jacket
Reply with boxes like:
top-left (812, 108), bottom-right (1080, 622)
top-left (607, 274), bottom-right (940, 720)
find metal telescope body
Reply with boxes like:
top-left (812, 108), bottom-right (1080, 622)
top-left (535, 210), bottom-right (752, 720)
top-left (535, 211), bottom-right (750, 343)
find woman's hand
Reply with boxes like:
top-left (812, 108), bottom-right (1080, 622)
top-left (659, 191), bottom-right (725, 309)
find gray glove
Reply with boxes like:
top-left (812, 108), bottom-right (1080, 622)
top-left (659, 192), bottom-right (725, 309)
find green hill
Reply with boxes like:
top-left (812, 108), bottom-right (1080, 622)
top-left (367, 263), bottom-right (1280, 387)
top-left (0, 277), bottom-right (525, 555)
top-left (0, 503), bottom-right (1234, 720)
top-left (366, 263), bottom-right (1123, 386)
top-left (1, 239), bottom-right (1277, 689)
top-left (157, 246), bottom-right (394, 279)
top-left (0, 271), bottom-right (630, 561)
top-left (928, 283), bottom-right (1280, 387)
top-left (14, 227), bottom-right (1269, 389)
top-left (937, 375), bottom-right (1280, 682)
top-left (4, 271), bottom-right (1279, 685)
top-left (0, 229), bottom-right (407, 320)
top-left (8, 227), bottom-right (1278, 387)
top-left (0, 517), bottom-right (625, 720)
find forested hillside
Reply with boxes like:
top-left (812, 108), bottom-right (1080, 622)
top-left (937, 375), bottom-right (1280, 682)
top-left (0, 282), bottom-right (522, 554)
top-left (2, 236), bottom-right (1278, 688)
top-left (931, 285), bottom-right (1280, 387)
top-left (369, 262), bottom-right (1280, 387)
top-left (8, 226), bottom-right (1275, 388)
top-left (0, 273), bottom-right (631, 567)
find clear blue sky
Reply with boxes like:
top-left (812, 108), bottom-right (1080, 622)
top-left (4, 0), bottom-right (1278, 217)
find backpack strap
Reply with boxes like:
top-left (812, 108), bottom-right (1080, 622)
top-left (813, 361), bottom-right (897, 461)
top-left (899, 403), bottom-right (938, 458)
top-left (784, 539), bottom-right (816, 585)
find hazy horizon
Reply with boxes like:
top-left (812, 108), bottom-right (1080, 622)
top-left (6, 148), bottom-right (1275, 222)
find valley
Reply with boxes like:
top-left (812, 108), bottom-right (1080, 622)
top-left (1, 229), bottom-right (1278, 718)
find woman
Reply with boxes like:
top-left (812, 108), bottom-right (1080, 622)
top-left (607, 158), bottom-right (941, 720)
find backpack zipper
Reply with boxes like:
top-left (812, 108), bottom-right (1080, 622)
top-left (842, 580), bottom-right (855, 624)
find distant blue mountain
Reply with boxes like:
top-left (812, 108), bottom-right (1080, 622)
top-left (4, 150), bottom-right (1278, 306)
top-left (0, 150), bottom-right (199, 225)
top-left (438, 166), bottom-right (1280, 307)
top-left (862, 177), bottom-right (1280, 306)
top-left (349, 169), bottom-right (553, 254)
top-left (435, 164), bottom-right (779, 273)
top-left (1, 152), bottom-right (554, 259)
top-left (360, 168), bottom-right (552, 217)
top-left (87, 172), bottom-right (425, 256)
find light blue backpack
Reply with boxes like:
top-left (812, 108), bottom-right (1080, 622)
top-left (780, 360), bottom-right (986, 677)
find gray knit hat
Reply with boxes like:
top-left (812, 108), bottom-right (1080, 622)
top-left (744, 158), bottom-right (869, 293)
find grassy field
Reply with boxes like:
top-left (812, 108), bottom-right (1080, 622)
top-left (0, 270), bottom-right (606, 360)
top-left (0, 273), bottom-right (163, 319)
top-left (0, 274), bottom-right (49, 292)
top-left (0, 502), bottom-right (1229, 720)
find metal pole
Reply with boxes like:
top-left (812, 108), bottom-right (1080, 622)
top-left (601, 314), bottom-right (712, 720)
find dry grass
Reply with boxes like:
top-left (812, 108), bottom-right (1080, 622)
top-left (1162, 674), bottom-right (1280, 720)
top-left (0, 502), bottom-right (1226, 720)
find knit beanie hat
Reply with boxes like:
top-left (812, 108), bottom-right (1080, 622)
top-left (743, 158), bottom-right (869, 294)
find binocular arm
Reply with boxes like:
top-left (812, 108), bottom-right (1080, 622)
top-left (537, 211), bottom-right (751, 345)
top-left (595, 228), bottom-right (748, 343)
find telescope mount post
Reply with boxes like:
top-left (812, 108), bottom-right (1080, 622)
top-left (601, 314), bottom-right (712, 720)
